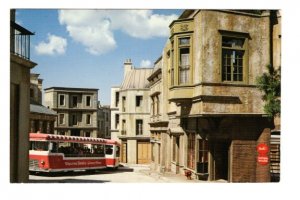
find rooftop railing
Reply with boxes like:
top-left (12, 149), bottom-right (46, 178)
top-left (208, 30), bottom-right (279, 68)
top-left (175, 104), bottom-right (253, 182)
top-left (10, 21), bottom-right (34, 60)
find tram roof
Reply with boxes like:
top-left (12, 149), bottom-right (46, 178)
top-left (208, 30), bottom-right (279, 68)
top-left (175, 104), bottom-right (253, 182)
top-left (29, 133), bottom-right (119, 145)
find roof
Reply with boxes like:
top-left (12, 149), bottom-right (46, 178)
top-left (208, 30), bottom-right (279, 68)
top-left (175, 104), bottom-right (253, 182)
top-left (29, 133), bottom-right (119, 145)
top-left (44, 87), bottom-right (98, 91)
top-left (120, 68), bottom-right (153, 90)
top-left (30, 104), bottom-right (57, 115)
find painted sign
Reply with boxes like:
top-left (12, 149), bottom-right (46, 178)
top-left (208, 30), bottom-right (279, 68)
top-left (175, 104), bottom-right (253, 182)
top-left (257, 143), bottom-right (269, 165)
top-left (257, 143), bottom-right (269, 155)
top-left (257, 155), bottom-right (269, 165)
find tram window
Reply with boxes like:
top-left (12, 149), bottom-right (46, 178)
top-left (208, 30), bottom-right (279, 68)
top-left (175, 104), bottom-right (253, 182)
top-left (50, 142), bottom-right (58, 153)
top-left (105, 145), bottom-right (113, 155)
top-left (92, 144), bottom-right (105, 157)
top-left (116, 146), bottom-right (120, 157)
top-left (30, 141), bottom-right (49, 151)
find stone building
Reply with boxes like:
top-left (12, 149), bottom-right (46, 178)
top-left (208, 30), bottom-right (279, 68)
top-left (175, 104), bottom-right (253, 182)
top-left (44, 87), bottom-right (98, 138)
top-left (98, 104), bottom-right (111, 139)
top-left (111, 59), bottom-right (153, 164)
top-left (29, 73), bottom-right (57, 134)
top-left (148, 56), bottom-right (170, 172)
top-left (10, 10), bottom-right (37, 182)
top-left (30, 73), bottom-right (43, 104)
top-left (148, 10), bottom-right (280, 182)
top-left (110, 86), bottom-right (120, 141)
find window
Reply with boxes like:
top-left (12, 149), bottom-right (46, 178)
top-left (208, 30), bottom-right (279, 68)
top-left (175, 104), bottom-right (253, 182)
top-left (85, 131), bottom-right (90, 137)
top-left (136, 119), bottom-right (143, 135)
top-left (121, 120), bottom-right (126, 135)
top-left (170, 41), bottom-right (175, 86)
top-left (105, 112), bottom-right (108, 121)
top-left (115, 114), bottom-right (119, 129)
top-left (197, 139), bottom-right (209, 173)
top-left (115, 92), bottom-right (119, 107)
top-left (136, 96), bottom-right (143, 107)
top-left (86, 114), bottom-right (91, 124)
top-left (156, 96), bottom-right (160, 115)
top-left (86, 96), bottom-right (91, 107)
top-left (187, 133), bottom-right (195, 169)
top-left (116, 146), bottom-right (120, 157)
top-left (151, 95), bottom-right (160, 116)
top-left (172, 136), bottom-right (179, 162)
top-left (59, 114), bottom-right (65, 125)
top-left (92, 144), bottom-right (105, 157)
top-left (105, 127), bottom-right (109, 136)
top-left (30, 141), bottom-right (49, 151)
top-left (59, 94), bottom-right (65, 106)
top-left (221, 36), bottom-right (246, 82)
top-left (122, 96), bottom-right (126, 112)
top-left (72, 96), bottom-right (78, 107)
top-left (71, 114), bottom-right (77, 125)
top-left (179, 37), bottom-right (191, 85)
top-left (105, 145), bottom-right (113, 155)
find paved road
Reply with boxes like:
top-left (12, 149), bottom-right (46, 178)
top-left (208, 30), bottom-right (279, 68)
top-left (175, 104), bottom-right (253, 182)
top-left (29, 164), bottom-right (200, 183)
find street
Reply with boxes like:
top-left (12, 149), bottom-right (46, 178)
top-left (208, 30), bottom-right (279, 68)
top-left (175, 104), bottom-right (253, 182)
top-left (29, 164), bottom-right (201, 183)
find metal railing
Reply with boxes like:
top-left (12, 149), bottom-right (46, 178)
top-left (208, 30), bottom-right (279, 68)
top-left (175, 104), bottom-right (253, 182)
top-left (10, 21), bottom-right (34, 60)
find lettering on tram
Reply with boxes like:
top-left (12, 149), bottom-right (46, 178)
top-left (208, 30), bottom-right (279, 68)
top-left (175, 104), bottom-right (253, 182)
top-left (29, 133), bottom-right (120, 172)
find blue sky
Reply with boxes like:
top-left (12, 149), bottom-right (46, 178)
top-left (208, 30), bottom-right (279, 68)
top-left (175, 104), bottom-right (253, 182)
top-left (16, 9), bottom-right (182, 105)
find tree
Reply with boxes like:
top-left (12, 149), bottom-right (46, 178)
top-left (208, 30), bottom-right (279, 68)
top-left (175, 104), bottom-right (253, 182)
top-left (256, 64), bottom-right (281, 118)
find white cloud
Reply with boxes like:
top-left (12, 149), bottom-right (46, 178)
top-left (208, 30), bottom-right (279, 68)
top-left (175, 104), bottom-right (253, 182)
top-left (58, 10), bottom-right (178, 55)
top-left (35, 34), bottom-right (67, 55)
top-left (140, 59), bottom-right (152, 68)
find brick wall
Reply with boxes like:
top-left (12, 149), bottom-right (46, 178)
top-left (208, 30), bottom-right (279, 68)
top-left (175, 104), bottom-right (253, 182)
top-left (256, 128), bottom-right (271, 182)
top-left (231, 140), bottom-right (256, 182)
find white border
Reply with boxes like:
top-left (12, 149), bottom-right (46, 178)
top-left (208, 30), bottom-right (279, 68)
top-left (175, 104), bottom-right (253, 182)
top-left (1, 1), bottom-right (299, 200)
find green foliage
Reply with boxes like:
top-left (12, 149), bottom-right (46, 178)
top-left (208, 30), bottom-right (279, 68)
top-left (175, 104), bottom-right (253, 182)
top-left (256, 64), bottom-right (281, 117)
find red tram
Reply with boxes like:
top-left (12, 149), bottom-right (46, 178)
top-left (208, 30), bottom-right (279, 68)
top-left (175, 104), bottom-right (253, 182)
top-left (29, 133), bottom-right (120, 172)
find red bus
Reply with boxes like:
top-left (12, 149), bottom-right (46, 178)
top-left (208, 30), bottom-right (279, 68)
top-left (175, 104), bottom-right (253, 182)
top-left (29, 133), bottom-right (120, 172)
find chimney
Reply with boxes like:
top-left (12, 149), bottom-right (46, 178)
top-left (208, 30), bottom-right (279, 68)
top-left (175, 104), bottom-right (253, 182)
top-left (124, 59), bottom-right (133, 78)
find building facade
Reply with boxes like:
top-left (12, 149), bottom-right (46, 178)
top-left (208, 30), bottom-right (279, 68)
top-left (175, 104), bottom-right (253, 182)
top-left (148, 56), bottom-right (170, 172)
top-left (110, 86), bottom-right (120, 141)
top-left (44, 87), bottom-right (98, 138)
top-left (10, 10), bottom-right (37, 182)
top-left (111, 59), bottom-right (153, 164)
top-left (29, 73), bottom-right (57, 134)
top-left (148, 10), bottom-right (281, 182)
top-left (98, 104), bottom-right (111, 139)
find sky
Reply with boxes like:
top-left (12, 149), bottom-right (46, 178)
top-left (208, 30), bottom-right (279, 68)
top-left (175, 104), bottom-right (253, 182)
top-left (16, 9), bottom-right (182, 105)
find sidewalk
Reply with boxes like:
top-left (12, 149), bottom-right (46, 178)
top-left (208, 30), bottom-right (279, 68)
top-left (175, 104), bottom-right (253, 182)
top-left (120, 163), bottom-right (204, 183)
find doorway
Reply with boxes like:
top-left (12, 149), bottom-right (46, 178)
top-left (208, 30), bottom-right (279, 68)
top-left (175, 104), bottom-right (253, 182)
top-left (211, 140), bottom-right (230, 181)
top-left (137, 141), bottom-right (151, 164)
top-left (121, 142), bottom-right (127, 163)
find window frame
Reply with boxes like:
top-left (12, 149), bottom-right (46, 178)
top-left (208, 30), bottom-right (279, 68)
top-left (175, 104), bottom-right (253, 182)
top-left (59, 94), bottom-right (65, 106)
top-left (86, 114), bottom-right (91, 125)
top-left (220, 31), bottom-right (249, 84)
top-left (136, 95), bottom-right (143, 107)
top-left (187, 133), bottom-right (196, 170)
top-left (197, 139), bottom-right (209, 174)
top-left (86, 96), bottom-right (91, 107)
top-left (178, 35), bottom-right (192, 85)
top-left (72, 95), bottom-right (78, 107)
top-left (59, 113), bottom-right (65, 125)
top-left (135, 119), bottom-right (143, 135)
top-left (71, 114), bottom-right (77, 126)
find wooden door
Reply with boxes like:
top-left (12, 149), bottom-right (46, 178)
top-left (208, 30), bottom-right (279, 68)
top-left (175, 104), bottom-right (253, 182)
top-left (137, 142), bottom-right (151, 164)
top-left (121, 142), bottom-right (127, 163)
